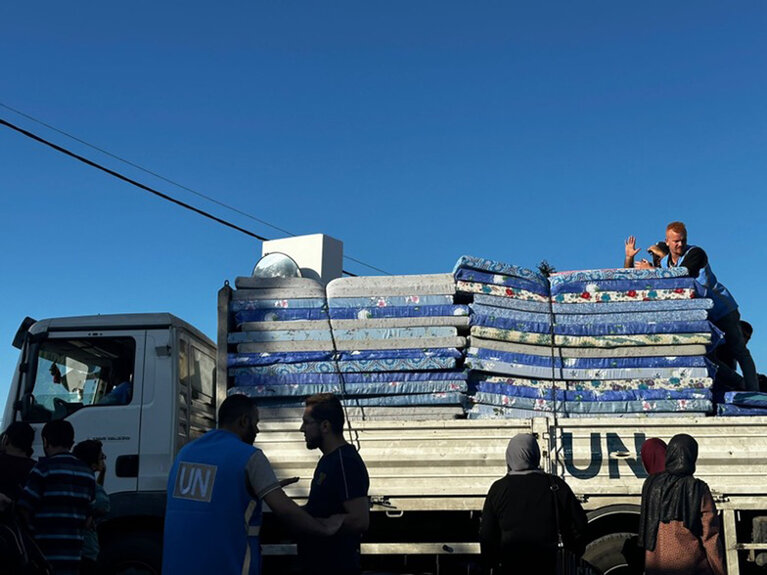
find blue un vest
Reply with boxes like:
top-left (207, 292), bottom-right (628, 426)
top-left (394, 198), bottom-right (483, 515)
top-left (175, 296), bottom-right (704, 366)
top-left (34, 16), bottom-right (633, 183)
top-left (665, 244), bottom-right (737, 321)
top-left (162, 429), bottom-right (264, 575)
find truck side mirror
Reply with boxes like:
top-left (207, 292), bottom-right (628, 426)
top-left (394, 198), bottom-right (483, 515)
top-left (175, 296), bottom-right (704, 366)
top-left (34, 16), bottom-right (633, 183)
top-left (12, 317), bottom-right (36, 349)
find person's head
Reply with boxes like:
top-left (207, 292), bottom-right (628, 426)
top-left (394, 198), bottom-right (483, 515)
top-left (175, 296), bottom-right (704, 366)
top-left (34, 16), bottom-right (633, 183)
top-left (665, 433), bottom-right (698, 477)
top-left (218, 394), bottom-right (260, 445)
top-left (301, 393), bottom-right (344, 451)
top-left (640, 438), bottom-right (667, 475)
top-left (2, 422), bottom-right (35, 458)
top-left (665, 222), bottom-right (688, 260)
top-left (741, 320), bottom-right (753, 344)
top-left (41, 419), bottom-right (75, 456)
top-left (73, 439), bottom-right (106, 473)
top-left (648, 241), bottom-right (669, 267)
top-left (505, 433), bottom-right (541, 474)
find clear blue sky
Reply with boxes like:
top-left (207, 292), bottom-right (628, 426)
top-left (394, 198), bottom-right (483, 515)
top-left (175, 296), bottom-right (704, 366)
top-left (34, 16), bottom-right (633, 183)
top-left (2, 2), bottom-right (766, 419)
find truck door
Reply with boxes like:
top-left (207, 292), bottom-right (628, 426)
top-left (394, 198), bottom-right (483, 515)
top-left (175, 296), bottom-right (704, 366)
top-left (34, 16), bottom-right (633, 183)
top-left (14, 330), bottom-right (146, 494)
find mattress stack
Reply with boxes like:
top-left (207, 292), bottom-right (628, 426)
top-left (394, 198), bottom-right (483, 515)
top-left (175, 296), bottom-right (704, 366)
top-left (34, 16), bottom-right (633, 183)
top-left (717, 392), bottom-right (767, 416)
top-left (321, 274), bottom-right (469, 417)
top-left (226, 277), bottom-right (340, 410)
top-left (458, 259), bottom-right (720, 419)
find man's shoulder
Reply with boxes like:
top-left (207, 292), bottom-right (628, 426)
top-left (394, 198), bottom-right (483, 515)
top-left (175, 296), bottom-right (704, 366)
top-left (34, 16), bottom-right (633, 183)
top-left (686, 245), bottom-right (707, 257)
top-left (337, 443), bottom-right (369, 471)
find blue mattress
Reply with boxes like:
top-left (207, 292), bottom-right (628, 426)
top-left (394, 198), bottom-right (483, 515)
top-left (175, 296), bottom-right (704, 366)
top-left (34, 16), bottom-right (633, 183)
top-left (229, 330), bottom-right (331, 343)
top-left (453, 268), bottom-right (549, 296)
top-left (230, 380), bottom-right (468, 397)
top-left (328, 295), bottom-right (455, 308)
top-left (716, 404), bottom-right (767, 416)
top-left (466, 404), bottom-right (702, 419)
top-left (332, 326), bottom-right (457, 340)
top-left (470, 314), bottom-right (714, 336)
top-left (234, 370), bottom-right (467, 386)
top-left (231, 297), bottom-right (327, 311)
top-left (247, 393), bottom-right (465, 409)
top-left (472, 295), bottom-right (552, 313)
top-left (230, 356), bottom-right (460, 374)
top-left (235, 309), bottom-right (330, 324)
top-left (472, 295), bottom-right (713, 315)
top-left (549, 277), bottom-right (699, 295)
top-left (553, 299), bottom-right (714, 314)
top-left (465, 355), bottom-right (712, 381)
top-left (723, 391), bottom-right (767, 408)
top-left (452, 256), bottom-right (548, 287)
top-left (473, 391), bottom-right (712, 414)
top-left (470, 304), bottom-right (708, 325)
top-left (328, 305), bottom-right (469, 320)
top-left (474, 382), bottom-right (711, 402)
top-left (228, 348), bottom-right (463, 367)
top-left (467, 347), bottom-right (710, 369)
top-left (549, 268), bottom-right (688, 287)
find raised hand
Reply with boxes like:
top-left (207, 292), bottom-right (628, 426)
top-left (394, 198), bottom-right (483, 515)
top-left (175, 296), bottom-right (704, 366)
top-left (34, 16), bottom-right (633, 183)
top-left (625, 236), bottom-right (641, 259)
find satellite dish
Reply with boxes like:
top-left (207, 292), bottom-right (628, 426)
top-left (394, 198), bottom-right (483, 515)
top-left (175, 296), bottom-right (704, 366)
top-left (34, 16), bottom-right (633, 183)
top-left (252, 252), bottom-right (302, 279)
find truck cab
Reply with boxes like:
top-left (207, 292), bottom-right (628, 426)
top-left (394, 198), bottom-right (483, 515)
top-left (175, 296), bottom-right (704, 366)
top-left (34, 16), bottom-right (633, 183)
top-left (3, 313), bottom-right (217, 574)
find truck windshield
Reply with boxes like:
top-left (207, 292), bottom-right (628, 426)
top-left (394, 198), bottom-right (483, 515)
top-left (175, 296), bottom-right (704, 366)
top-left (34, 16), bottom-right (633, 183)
top-left (23, 337), bottom-right (136, 422)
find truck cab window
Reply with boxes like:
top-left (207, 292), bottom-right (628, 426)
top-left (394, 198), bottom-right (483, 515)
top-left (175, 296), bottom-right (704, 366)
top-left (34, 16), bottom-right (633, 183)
top-left (23, 337), bottom-right (136, 422)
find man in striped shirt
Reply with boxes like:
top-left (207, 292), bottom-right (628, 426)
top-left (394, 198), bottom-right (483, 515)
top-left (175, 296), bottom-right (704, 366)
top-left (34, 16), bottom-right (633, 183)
top-left (18, 419), bottom-right (95, 575)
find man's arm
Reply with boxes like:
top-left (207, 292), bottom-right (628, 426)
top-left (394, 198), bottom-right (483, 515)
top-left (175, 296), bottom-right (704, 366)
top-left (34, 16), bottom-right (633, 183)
top-left (624, 236), bottom-right (641, 268)
top-left (264, 488), bottom-right (343, 536)
top-left (635, 258), bottom-right (655, 269)
top-left (340, 496), bottom-right (369, 534)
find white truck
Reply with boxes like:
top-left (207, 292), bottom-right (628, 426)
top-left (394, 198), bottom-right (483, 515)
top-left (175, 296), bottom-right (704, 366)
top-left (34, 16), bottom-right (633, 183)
top-left (4, 239), bottom-right (767, 575)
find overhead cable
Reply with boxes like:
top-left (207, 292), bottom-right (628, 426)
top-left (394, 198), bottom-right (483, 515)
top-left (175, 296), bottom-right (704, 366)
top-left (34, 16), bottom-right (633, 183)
top-left (0, 103), bottom-right (391, 276)
top-left (0, 117), bottom-right (363, 275)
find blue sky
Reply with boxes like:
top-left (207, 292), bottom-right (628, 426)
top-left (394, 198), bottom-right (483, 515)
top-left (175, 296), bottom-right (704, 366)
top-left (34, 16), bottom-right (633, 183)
top-left (2, 2), bottom-right (766, 418)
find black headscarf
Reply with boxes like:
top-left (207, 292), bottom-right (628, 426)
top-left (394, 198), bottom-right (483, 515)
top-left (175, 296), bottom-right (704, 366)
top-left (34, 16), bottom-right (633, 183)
top-left (638, 433), bottom-right (704, 552)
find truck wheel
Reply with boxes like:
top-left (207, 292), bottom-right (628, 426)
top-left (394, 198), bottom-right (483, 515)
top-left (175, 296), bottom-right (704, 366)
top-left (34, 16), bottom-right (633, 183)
top-left (582, 532), bottom-right (641, 575)
top-left (99, 532), bottom-right (162, 575)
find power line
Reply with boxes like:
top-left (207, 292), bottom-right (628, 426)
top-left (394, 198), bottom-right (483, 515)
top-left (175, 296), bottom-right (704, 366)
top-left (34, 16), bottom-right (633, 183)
top-left (0, 117), bottom-right (364, 275)
top-left (0, 103), bottom-right (392, 276)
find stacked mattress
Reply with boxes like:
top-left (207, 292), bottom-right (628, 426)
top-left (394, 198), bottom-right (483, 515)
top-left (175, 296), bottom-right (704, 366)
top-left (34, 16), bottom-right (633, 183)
top-left (457, 257), bottom-right (720, 419)
top-left (717, 392), bottom-right (767, 416)
top-left (323, 274), bottom-right (468, 416)
top-left (227, 276), bottom-right (339, 409)
top-left (227, 274), bottom-right (469, 419)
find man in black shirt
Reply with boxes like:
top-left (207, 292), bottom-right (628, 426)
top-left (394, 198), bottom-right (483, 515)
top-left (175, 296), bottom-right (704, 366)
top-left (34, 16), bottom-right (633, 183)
top-left (298, 393), bottom-right (370, 575)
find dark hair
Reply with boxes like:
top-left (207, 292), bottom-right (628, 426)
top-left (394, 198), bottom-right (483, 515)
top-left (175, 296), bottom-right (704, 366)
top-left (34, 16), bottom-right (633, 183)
top-left (741, 320), bottom-right (753, 338)
top-left (305, 393), bottom-right (344, 434)
top-left (4, 422), bottom-right (35, 455)
top-left (218, 394), bottom-right (258, 427)
top-left (41, 419), bottom-right (75, 449)
top-left (73, 439), bottom-right (104, 467)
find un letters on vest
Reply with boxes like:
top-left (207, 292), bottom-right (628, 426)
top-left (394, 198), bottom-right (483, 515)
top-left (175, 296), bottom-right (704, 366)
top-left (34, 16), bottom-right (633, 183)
top-left (173, 462), bottom-right (217, 503)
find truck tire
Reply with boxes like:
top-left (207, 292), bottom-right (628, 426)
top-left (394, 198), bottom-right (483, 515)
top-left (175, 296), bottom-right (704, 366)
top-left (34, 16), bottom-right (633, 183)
top-left (583, 532), bottom-right (641, 575)
top-left (99, 532), bottom-right (162, 575)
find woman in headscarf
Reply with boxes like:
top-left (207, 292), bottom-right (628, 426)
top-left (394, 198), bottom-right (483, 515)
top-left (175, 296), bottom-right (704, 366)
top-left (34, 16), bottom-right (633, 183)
top-left (638, 433), bottom-right (725, 575)
top-left (479, 433), bottom-right (588, 574)
top-left (641, 437), bottom-right (668, 475)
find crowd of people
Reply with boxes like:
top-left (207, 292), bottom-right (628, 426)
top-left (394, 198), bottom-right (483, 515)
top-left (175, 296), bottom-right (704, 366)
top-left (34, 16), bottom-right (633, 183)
top-left (0, 392), bottom-right (371, 575)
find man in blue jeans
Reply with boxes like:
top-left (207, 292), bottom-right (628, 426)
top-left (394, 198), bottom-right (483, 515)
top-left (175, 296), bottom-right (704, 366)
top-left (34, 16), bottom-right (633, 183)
top-left (636, 221), bottom-right (758, 391)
